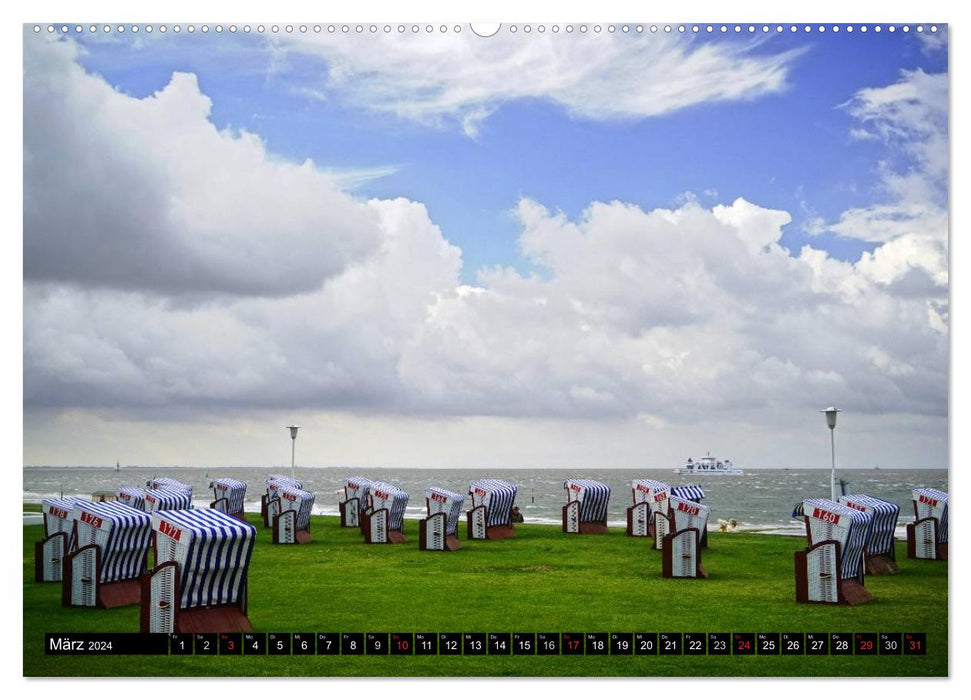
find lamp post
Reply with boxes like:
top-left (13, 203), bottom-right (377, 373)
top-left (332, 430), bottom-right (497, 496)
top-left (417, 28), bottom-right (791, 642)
top-left (287, 425), bottom-right (300, 480)
top-left (821, 407), bottom-right (841, 501)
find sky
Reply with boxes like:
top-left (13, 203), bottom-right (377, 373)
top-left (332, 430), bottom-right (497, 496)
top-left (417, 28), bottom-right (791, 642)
top-left (20, 19), bottom-right (950, 470)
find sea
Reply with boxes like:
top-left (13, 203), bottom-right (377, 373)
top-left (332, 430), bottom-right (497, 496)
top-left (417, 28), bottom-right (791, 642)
top-left (22, 466), bottom-right (948, 536)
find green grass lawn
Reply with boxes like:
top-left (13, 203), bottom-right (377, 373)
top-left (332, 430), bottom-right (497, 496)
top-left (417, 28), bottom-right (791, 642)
top-left (23, 514), bottom-right (947, 677)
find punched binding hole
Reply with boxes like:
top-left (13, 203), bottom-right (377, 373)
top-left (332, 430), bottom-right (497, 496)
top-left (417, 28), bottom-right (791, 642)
top-left (470, 23), bottom-right (501, 38)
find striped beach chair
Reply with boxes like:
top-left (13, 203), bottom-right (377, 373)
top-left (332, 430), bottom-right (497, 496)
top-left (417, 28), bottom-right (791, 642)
top-left (659, 496), bottom-right (711, 579)
top-left (147, 478), bottom-right (193, 497)
top-left (262, 475), bottom-right (302, 527)
top-left (467, 479), bottom-right (518, 540)
top-left (671, 485), bottom-right (708, 547)
top-left (563, 479), bottom-right (611, 534)
top-left (363, 482), bottom-right (409, 544)
top-left (626, 479), bottom-right (671, 548)
top-left (116, 487), bottom-right (146, 511)
top-left (839, 494), bottom-right (900, 573)
top-left (63, 500), bottom-right (152, 608)
top-left (209, 478), bottom-right (248, 520)
top-left (339, 477), bottom-right (374, 529)
top-left (420, 487), bottom-right (465, 551)
top-left (143, 488), bottom-right (193, 514)
top-left (907, 488), bottom-right (948, 561)
top-left (271, 484), bottom-right (316, 544)
top-left (795, 498), bottom-right (873, 605)
top-left (141, 508), bottom-right (257, 633)
top-left (35, 497), bottom-right (89, 583)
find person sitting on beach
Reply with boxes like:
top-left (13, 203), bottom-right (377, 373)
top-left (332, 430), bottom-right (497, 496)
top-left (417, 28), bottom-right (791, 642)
top-left (511, 506), bottom-right (525, 524)
top-left (717, 518), bottom-right (740, 533)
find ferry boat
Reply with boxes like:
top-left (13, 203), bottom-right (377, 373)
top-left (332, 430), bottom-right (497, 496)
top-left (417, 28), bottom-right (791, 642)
top-left (675, 453), bottom-right (743, 476)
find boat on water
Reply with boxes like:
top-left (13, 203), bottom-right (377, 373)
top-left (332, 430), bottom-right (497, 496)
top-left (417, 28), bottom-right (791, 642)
top-left (675, 453), bottom-right (744, 476)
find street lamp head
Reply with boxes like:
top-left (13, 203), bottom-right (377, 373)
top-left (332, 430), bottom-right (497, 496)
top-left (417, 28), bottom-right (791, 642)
top-left (820, 406), bottom-right (841, 430)
top-left (287, 425), bottom-right (300, 440)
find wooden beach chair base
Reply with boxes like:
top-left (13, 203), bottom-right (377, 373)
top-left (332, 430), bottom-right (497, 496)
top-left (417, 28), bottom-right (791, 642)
top-left (467, 507), bottom-right (515, 540)
top-left (140, 562), bottom-right (252, 633)
top-left (272, 510), bottom-right (312, 544)
top-left (173, 607), bottom-right (253, 633)
top-left (864, 554), bottom-right (900, 575)
top-left (418, 513), bottom-right (462, 552)
top-left (561, 503), bottom-right (608, 534)
top-left (794, 547), bottom-right (873, 605)
top-left (62, 544), bottom-right (141, 608)
top-left (363, 509), bottom-right (406, 543)
top-left (661, 528), bottom-right (707, 578)
top-left (419, 514), bottom-right (460, 551)
top-left (837, 579), bottom-right (874, 606)
top-left (485, 525), bottom-right (515, 540)
top-left (98, 580), bottom-right (142, 609)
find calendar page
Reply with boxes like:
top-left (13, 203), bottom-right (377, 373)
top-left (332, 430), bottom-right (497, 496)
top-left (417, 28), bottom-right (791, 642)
top-left (22, 8), bottom-right (950, 682)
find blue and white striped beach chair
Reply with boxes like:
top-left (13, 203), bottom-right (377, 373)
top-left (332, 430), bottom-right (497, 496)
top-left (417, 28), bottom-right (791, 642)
top-left (209, 478), bottom-right (248, 520)
top-left (262, 475), bottom-right (303, 527)
top-left (340, 477), bottom-right (374, 528)
top-left (671, 485), bottom-right (708, 547)
top-left (908, 488), bottom-right (948, 561)
top-left (627, 479), bottom-right (671, 547)
top-left (116, 486), bottom-right (146, 511)
top-left (147, 477), bottom-right (193, 497)
top-left (271, 484), bottom-right (316, 544)
top-left (143, 487), bottom-right (192, 514)
top-left (563, 479), bottom-right (611, 534)
top-left (363, 482), bottom-right (409, 544)
top-left (659, 496), bottom-right (711, 579)
top-left (420, 487), bottom-right (465, 551)
top-left (839, 494), bottom-right (900, 573)
top-left (35, 497), bottom-right (89, 583)
top-left (795, 498), bottom-right (873, 605)
top-left (141, 508), bottom-right (257, 633)
top-left (467, 479), bottom-right (518, 540)
top-left (63, 500), bottom-right (152, 608)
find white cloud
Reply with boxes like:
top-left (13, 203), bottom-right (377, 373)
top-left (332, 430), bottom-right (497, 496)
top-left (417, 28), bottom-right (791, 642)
top-left (25, 196), bottom-right (463, 413)
top-left (917, 26), bottom-right (948, 56)
top-left (825, 70), bottom-right (947, 251)
top-left (25, 192), bottom-right (948, 426)
top-left (21, 33), bottom-right (947, 468)
top-left (817, 68), bottom-right (948, 324)
top-left (274, 31), bottom-right (802, 137)
top-left (395, 197), bottom-right (945, 422)
top-left (843, 68), bottom-right (947, 185)
top-left (24, 36), bottom-right (382, 297)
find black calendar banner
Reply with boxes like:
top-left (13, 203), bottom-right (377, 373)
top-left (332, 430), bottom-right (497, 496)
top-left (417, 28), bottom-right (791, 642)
top-left (44, 632), bottom-right (926, 656)
top-left (46, 633), bottom-right (169, 655)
